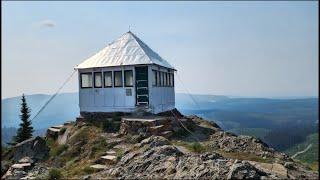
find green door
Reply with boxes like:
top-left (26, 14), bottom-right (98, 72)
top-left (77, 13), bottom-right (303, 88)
top-left (135, 66), bottom-right (149, 106)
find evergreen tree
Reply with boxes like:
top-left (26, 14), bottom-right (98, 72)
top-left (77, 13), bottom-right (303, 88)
top-left (12, 94), bottom-right (34, 144)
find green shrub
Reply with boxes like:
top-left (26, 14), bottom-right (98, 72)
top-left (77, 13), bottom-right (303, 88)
top-left (116, 150), bottom-right (124, 160)
top-left (59, 128), bottom-right (67, 135)
top-left (51, 144), bottom-right (68, 157)
top-left (82, 166), bottom-right (96, 174)
top-left (69, 128), bottom-right (88, 145)
top-left (48, 168), bottom-right (63, 180)
top-left (188, 142), bottom-right (206, 153)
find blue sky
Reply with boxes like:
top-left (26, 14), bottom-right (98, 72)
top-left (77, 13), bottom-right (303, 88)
top-left (2, 1), bottom-right (318, 98)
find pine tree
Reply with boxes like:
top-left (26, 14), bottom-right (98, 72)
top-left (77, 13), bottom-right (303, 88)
top-left (13, 94), bottom-right (34, 144)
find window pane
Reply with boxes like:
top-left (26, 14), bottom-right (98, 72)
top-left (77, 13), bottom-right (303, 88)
top-left (124, 70), bottom-right (133, 87)
top-left (164, 72), bottom-right (167, 86)
top-left (104, 71), bottom-right (112, 87)
top-left (168, 73), bottom-right (171, 87)
top-left (152, 70), bottom-right (157, 86)
top-left (81, 73), bottom-right (92, 88)
top-left (114, 71), bottom-right (123, 87)
top-left (172, 73), bottom-right (174, 87)
top-left (94, 72), bottom-right (102, 88)
top-left (157, 71), bottom-right (161, 86)
top-left (160, 72), bottom-right (164, 86)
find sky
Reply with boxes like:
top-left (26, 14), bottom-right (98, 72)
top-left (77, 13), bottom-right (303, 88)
top-left (2, 1), bottom-right (318, 99)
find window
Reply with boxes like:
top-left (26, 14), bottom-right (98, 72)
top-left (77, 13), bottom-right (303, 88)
top-left (104, 71), bottom-right (112, 87)
top-left (152, 70), bottom-right (157, 86)
top-left (81, 73), bottom-right (92, 88)
top-left (157, 71), bottom-right (161, 86)
top-left (168, 73), bottom-right (172, 87)
top-left (124, 70), bottom-right (133, 87)
top-left (94, 72), bottom-right (102, 88)
top-left (160, 72), bottom-right (164, 86)
top-left (114, 71), bottom-right (123, 87)
top-left (164, 72), bottom-right (167, 87)
top-left (172, 73), bottom-right (174, 87)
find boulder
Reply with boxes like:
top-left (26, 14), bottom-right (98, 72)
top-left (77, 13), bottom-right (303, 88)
top-left (12, 136), bottom-right (49, 162)
top-left (227, 160), bottom-right (268, 179)
top-left (18, 157), bottom-right (34, 164)
top-left (138, 136), bottom-right (170, 148)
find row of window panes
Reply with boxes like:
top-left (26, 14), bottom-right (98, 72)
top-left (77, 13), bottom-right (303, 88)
top-left (80, 70), bottom-right (133, 88)
top-left (152, 70), bottom-right (174, 87)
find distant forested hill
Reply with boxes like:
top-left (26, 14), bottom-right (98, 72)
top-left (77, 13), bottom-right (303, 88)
top-left (1, 93), bottom-right (79, 129)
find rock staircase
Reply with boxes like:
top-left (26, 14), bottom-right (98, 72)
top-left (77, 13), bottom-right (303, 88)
top-left (91, 149), bottom-right (119, 170)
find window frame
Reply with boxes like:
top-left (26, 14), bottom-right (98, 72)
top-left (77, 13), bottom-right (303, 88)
top-left (80, 72), bottom-right (93, 89)
top-left (157, 71), bottom-right (161, 86)
top-left (114, 70), bottom-right (123, 87)
top-left (124, 70), bottom-right (134, 87)
top-left (172, 73), bottom-right (175, 87)
top-left (160, 71), bottom-right (164, 87)
top-left (93, 72), bottom-right (103, 88)
top-left (103, 71), bottom-right (113, 88)
top-left (152, 70), bottom-right (157, 87)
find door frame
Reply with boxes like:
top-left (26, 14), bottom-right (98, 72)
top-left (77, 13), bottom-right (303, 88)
top-left (135, 66), bottom-right (149, 106)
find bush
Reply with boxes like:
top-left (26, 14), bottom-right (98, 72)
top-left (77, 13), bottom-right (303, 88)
top-left (116, 150), bottom-right (124, 161)
top-left (48, 168), bottom-right (63, 180)
top-left (50, 144), bottom-right (68, 157)
top-left (59, 128), bottom-right (67, 135)
top-left (82, 166), bottom-right (96, 174)
top-left (188, 142), bottom-right (206, 153)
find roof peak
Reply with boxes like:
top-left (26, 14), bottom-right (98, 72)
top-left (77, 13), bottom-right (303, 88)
top-left (75, 32), bottom-right (175, 70)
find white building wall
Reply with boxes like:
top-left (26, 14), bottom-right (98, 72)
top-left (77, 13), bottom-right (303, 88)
top-left (148, 65), bottom-right (175, 114)
top-left (78, 64), bottom-right (175, 114)
top-left (78, 66), bottom-right (136, 113)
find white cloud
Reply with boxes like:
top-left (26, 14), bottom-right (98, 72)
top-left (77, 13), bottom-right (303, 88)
top-left (39, 19), bottom-right (56, 28)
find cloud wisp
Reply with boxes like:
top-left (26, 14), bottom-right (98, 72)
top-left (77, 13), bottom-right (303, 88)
top-left (39, 19), bottom-right (56, 28)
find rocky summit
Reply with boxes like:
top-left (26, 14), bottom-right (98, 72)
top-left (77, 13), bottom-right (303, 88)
top-left (1, 111), bottom-right (318, 179)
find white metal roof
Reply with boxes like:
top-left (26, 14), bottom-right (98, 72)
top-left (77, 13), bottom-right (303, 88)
top-left (75, 31), bottom-right (175, 70)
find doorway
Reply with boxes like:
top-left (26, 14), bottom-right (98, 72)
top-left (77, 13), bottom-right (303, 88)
top-left (135, 66), bottom-right (149, 106)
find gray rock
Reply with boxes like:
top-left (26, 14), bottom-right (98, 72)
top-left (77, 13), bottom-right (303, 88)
top-left (12, 136), bottom-right (49, 162)
top-left (284, 162), bottom-right (295, 170)
top-left (138, 136), bottom-right (170, 148)
top-left (227, 160), bottom-right (268, 179)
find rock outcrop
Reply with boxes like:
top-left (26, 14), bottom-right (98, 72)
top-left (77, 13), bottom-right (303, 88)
top-left (3, 112), bottom-right (318, 179)
top-left (5, 136), bottom-right (50, 163)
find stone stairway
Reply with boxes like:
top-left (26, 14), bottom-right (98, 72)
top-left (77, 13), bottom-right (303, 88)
top-left (91, 149), bottom-right (119, 170)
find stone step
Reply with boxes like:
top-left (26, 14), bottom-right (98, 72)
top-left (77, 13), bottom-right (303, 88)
top-left (11, 163), bottom-right (32, 169)
top-left (106, 150), bottom-right (117, 155)
top-left (48, 128), bottom-right (61, 132)
top-left (18, 157), bottom-right (34, 164)
top-left (149, 125), bottom-right (164, 130)
top-left (90, 164), bottom-right (108, 170)
top-left (100, 155), bottom-right (117, 164)
top-left (161, 131), bottom-right (173, 138)
top-left (52, 125), bottom-right (64, 129)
